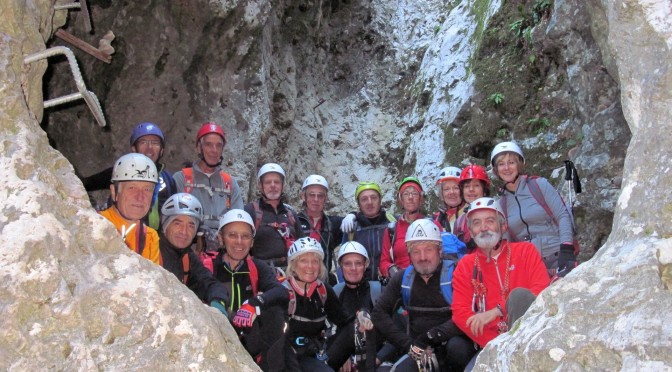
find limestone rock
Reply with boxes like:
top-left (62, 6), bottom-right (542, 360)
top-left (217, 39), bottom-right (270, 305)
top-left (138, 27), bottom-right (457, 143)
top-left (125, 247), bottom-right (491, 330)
top-left (0, 0), bottom-right (259, 370)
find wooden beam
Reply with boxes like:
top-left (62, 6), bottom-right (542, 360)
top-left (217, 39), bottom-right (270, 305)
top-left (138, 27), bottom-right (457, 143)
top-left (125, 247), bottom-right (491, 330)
top-left (55, 29), bottom-right (111, 64)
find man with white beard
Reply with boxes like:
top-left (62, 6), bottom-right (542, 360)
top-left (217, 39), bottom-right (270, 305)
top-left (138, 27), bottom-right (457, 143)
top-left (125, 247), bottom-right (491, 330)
top-left (451, 197), bottom-right (550, 367)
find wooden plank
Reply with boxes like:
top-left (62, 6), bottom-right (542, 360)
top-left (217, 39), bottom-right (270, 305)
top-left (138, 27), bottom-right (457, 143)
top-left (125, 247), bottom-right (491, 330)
top-left (55, 29), bottom-right (111, 64)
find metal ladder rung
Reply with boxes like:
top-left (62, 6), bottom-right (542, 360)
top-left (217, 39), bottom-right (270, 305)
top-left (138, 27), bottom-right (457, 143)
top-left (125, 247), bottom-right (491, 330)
top-left (24, 46), bottom-right (107, 127)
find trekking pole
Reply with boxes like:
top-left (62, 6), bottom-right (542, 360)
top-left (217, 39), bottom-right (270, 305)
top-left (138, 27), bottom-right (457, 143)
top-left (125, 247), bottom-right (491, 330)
top-left (564, 160), bottom-right (575, 207)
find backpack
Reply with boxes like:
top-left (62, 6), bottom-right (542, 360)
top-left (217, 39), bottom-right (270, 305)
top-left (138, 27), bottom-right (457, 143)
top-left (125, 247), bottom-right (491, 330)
top-left (500, 176), bottom-right (580, 254)
top-left (282, 279), bottom-right (328, 320)
top-left (209, 254), bottom-right (259, 296)
top-left (252, 200), bottom-right (297, 232)
top-left (401, 260), bottom-right (456, 311)
top-left (182, 167), bottom-right (232, 209)
top-left (332, 281), bottom-right (382, 307)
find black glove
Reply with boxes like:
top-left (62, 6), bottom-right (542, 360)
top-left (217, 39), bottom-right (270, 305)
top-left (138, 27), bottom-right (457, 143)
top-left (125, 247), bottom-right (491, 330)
top-left (417, 327), bottom-right (449, 346)
top-left (557, 243), bottom-right (577, 277)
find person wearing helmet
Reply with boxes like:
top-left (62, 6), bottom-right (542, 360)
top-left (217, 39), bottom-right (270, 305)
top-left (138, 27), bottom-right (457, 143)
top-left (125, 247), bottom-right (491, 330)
top-left (99, 153), bottom-right (161, 264)
top-left (157, 193), bottom-right (229, 314)
top-left (372, 219), bottom-right (476, 372)
top-left (297, 175), bottom-right (344, 285)
top-left (432, 166), bottom-right (465, 233)
top-left (243, 163), bottom-right (304, 270)
top-left (490, 141), bottom-right (577, 276)
top-left (452, 164), bottom-right (492, 252)
top-left (211, 209), bottom-right (289, 372)
top-left (282, 237), bottom-right (354, 372)
top-left (80, 122), bottom-right (177, 231)
top-left (173, 122), bottom-right (244, 252)
top-left (340, 181), bottom-right (396, 282)
top-left (380, 177), bottom-right (436, 279)
top-left (333, 242), bottom-right (398, 371)
top-left (451, 197), bottom-right (549, 365)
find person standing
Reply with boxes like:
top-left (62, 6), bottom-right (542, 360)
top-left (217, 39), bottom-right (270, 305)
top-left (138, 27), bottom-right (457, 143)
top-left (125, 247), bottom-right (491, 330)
top-left (297, 175), bottom-right (344, 284)
top-left (244, 163), bottom-right (304, 270)
top-left (490, 141), bottom-right (577, 275)
top-left (173, 122), bottom-right (244, 252)
top-left (340, 181), bottom-right (396, 282)
top-left (100, 153), bottom-right (161, 264)
top-left (432, 166), bottom-right (465, 233)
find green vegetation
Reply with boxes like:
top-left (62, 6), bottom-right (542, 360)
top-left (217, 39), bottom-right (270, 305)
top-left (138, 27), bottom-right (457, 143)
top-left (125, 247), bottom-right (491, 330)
top-left (488, 92), bottom-right (505, 106)
top-left (526, 117), bottom-right (551, 134)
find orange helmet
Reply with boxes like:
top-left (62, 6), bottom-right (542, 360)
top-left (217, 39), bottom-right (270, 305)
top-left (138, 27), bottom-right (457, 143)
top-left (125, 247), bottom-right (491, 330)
top-left (459, 164), bottom-right (491, 187)
top-left (196, 122), bottom-right (226, 145)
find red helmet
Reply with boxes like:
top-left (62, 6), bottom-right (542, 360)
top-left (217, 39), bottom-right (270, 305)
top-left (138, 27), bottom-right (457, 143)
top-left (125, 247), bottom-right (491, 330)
top-left (196, 122), bottom-right (226, 145)
top-left (459, 164), bottom-right (491, 187)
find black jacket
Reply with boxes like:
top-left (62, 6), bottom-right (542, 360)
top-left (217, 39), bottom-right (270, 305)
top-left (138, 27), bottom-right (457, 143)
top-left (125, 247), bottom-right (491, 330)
top-left (297, 211), bottom-right (344, 273)
top-left (244, 198), bottom-right (305, 262)
top-left (212, 253), bottom-right (288, 313)
top-left (371, 262), bottom-right (464, 350)
top-left (159, 234), bottom-right (228, 303)
top-left (344, 210), bottom-right (394, 281)
top-left (286, 281), bottom-right (352, 341)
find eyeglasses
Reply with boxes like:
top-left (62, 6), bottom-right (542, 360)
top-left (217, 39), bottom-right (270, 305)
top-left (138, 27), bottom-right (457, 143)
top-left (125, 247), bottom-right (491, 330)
top-left (136, 139), bottom-right (162, 148)
top-left (341, 261), bottom-right (365, 268)
top-left (401, 191), bottom-right (420, 199)
top-left (225, 232), bottom-right (253, 241)
top-left (306, 192), bottom-right (326, 200)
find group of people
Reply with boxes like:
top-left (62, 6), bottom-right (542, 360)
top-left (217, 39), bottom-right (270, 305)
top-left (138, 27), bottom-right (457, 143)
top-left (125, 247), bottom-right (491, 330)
top-left (86, 120), bottom-right (580, 371)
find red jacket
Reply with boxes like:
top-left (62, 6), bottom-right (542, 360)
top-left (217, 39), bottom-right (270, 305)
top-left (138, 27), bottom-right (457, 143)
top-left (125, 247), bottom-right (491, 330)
top-left (452, 240), bottom-right (549, 347)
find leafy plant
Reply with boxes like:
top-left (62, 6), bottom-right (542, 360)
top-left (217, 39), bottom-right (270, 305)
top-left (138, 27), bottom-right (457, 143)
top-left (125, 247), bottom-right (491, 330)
top-left (488, 93), bottom-right (505, 106)
top-left (434, 25), bottom-right (441, 35)
top-left (496, 128), bottom-right (510, 138)
top-left (526, 117), bottom-right (551, 134)
top-left (509, 19), bottom-right (525, 37)
top-left (533, 0), bottom-right (553, 23)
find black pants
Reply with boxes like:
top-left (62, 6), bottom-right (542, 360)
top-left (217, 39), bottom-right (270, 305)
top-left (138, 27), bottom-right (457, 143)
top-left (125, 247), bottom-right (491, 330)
top-left (240, 305), bottom-right (286, 372)
top-left (390, 335), bottom-right (476, 372)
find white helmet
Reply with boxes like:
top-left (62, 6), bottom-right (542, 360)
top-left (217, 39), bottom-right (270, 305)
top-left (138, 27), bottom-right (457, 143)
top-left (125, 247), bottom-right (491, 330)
top-left (302, 174), bottom-right (329, 191)
top-left (111, 153), bottom-right (158, 184)
top-left (288, 237), bottom-right (324, 262)
top-left (490, 141), bottom-right (525, 166)
top-left (436, 166), bottom-right (462, 184)
top-left (467, 197), bottom-right (505, 219)
top-left (218, 209), bottom-right (256, 237)
top-left (161, 193), bottom-right (203, 223)
top-left (257, 163), bottom-right (286, 182)
top-left (405, 219), bottom-right (442, 244)
top-left (337, 241), bottom-right (369, 267)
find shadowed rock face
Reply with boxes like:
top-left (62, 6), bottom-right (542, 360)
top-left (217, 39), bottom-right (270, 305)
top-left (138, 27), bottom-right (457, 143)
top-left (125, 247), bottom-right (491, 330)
top-left (2, 0), bottom-right (670, 370)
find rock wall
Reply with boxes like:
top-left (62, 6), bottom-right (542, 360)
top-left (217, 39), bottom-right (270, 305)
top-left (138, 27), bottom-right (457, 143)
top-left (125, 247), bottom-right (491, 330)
top-left (3, 0), bottom-right (671, 370)
top-left (474, 0), bottom-right (672, 369)
top-left (0, 0), bottom-right (258, 370)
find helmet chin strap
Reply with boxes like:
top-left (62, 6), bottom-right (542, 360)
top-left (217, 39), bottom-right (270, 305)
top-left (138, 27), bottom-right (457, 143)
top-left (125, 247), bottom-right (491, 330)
top-left (198, 153), bottom-right (223, 168)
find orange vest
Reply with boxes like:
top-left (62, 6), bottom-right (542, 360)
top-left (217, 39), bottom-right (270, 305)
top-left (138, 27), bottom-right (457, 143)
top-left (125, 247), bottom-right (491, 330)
top-left (100, 207), bottom-right (161, 265)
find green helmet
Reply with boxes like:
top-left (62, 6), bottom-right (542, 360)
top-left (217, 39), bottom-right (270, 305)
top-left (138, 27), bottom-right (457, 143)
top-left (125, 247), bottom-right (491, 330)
top-left (397, 176), bottom-right (423, 194)
top-left (355, 181), bottom-right (382, 202)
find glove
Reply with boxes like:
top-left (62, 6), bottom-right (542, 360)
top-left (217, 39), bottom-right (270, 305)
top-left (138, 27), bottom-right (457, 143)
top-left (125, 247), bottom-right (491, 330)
top-left (408, 344), bottom-right (426, 362)
top-left (341, 213), bottom-right (357, 233)
top-left (210, 300), bottom-right (228, 317)
top-left (557, 243), bottom-right (577, 277)
top-left (232, 302), bottom-right (259, 328)
top-left (388, 264), bottom-right (400, 278)
top-left (418, 327), bottom-right (448, 346)
top-left (356, 310), bottom-right (374, 331)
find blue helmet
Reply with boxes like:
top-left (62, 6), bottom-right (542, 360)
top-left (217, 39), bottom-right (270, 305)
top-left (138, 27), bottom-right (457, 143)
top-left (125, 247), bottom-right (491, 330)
top-left (130, 122), bottom-right (164, 146)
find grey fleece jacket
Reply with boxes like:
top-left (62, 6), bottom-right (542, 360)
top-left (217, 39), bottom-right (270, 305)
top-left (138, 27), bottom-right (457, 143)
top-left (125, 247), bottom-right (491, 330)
top-left (500, 175), bottom-right (573, 270)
